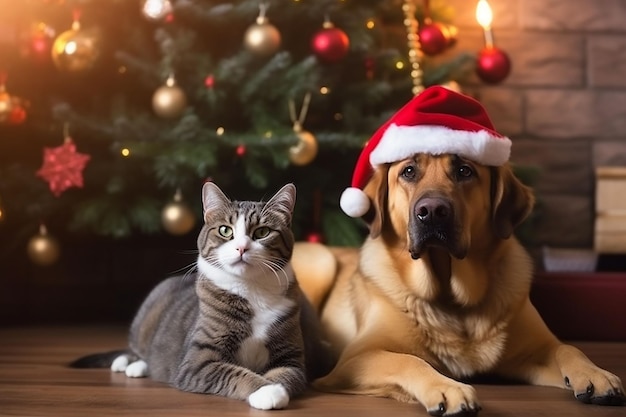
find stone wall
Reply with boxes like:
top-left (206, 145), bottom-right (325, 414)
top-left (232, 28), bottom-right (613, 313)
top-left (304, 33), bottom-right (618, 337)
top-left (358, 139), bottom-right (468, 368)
top-left (446, 0), bottom-right (626, 250)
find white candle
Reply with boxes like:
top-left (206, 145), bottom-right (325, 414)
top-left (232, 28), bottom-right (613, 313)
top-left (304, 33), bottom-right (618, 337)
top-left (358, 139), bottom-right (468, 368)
top-left (476, 0), bottom-right (495, 49)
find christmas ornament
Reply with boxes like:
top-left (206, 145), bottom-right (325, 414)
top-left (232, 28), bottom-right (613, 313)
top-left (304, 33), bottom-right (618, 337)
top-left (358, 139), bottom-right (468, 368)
top-left (244, 3), bottom-right (281, 57)
top-left (0, 73), bottom-right (13, 122)
top-left (51, 11), bottom-right (100, 73)
top-left (418, 0), bottom-right (456, 56)
top-left (475, 0), bottom-right (510, 84)
top-left (288, 93), bottom-right (318, 166)
top-left (311, 18), bottom-right (350, 63)
top-left (141, 0), bottom-right (173, 21)
top-left (23, 22), bottom-right (55, 61)
top-left (289, 130), bottom-right (318, 166)
top-left (402, 0), bottom-right (424, 95)
top-left (476, 47), bottom-right (511, 84)
top-left (340, 86), bottom-right (511, 218)
top-left (162, 189), bottom-right (196, 235)
top-left (36, 132), bottom-right (91, 197)
top-left (152, 75), bottom-right (187, 119)
top-left (6, 104), bottom-right (27, 125)
top-left (236, 144), bottom-right (247, 157)
top-left (0, 73), bottom-right (27, 126)
top-left (204, 74), bottom-right (215, 89)
top-left (306, 231), bottom-right (324, 243)
top-left (27, 224), bottom-right (61, 266)
top-left (418, 23), bottom-right (448, 56)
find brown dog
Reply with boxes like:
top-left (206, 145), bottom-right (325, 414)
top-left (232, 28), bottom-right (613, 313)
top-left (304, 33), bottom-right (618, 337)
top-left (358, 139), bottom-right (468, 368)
top-left (293, 154), bottom-right (625, 415)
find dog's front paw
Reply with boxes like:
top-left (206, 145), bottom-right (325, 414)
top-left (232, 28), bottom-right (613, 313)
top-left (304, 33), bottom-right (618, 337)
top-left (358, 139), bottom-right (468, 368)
top-left (564, 368), bottom-right (625, 406)
top-left (248, 384), bottom-right (289, 410)
top-left (423, 380), bottom-right (481, 416)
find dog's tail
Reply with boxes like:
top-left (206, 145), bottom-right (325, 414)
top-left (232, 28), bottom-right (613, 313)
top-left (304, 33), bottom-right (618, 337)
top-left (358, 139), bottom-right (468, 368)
top-left (68, 349), bottom-right (128, 368)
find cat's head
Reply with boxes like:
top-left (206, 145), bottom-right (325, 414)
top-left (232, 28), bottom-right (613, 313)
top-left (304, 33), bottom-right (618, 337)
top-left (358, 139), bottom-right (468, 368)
top-left (198, 183), bottom-right (296, 279)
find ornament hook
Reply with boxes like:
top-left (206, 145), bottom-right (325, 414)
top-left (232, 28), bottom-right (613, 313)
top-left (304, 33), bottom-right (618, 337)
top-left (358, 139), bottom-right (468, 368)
top-left (289, 92), bottom-right (312, 132)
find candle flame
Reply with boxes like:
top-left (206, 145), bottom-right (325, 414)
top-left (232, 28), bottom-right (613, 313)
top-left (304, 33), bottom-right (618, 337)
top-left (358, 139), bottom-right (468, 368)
top-left (476, 0), bottom-right (493, 29)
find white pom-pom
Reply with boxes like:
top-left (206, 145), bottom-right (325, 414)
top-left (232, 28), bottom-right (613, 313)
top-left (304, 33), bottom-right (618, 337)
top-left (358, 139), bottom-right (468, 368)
top-left (340, 187), bottom-right (370, 218)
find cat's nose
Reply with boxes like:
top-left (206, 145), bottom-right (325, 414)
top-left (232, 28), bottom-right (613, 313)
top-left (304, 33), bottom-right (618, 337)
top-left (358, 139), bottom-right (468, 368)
top-left (237, 247), bottom-right (247, 256)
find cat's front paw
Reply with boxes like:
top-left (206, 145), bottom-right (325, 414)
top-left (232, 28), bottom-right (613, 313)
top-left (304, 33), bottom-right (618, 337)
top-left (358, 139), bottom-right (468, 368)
top-left (111, 354), bottom-right (129, 372)
top-left (125, 360), bottom-right (149, 378)
top-left (248, 384), bottom-right (289, 410)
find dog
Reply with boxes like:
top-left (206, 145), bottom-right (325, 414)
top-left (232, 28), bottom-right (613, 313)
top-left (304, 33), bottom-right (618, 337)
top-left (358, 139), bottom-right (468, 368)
top-left (292, 153), bottom-right (625, 415)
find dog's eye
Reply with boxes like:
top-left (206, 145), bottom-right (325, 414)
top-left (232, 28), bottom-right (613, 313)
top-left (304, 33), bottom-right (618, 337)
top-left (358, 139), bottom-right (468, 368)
top-left (457, 164), bottom-right (474, 180)
top-left (401, 165), bottom-right (417, 181)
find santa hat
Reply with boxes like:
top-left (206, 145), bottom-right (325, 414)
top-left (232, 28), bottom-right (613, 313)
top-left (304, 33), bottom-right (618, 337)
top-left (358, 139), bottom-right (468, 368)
top-left (340, 85), bottom-right (512, 218)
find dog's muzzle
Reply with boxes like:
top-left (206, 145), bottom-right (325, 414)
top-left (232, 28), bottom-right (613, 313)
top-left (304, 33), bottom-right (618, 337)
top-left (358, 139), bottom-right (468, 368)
top-left (408, 195), bottom-right (464, 259)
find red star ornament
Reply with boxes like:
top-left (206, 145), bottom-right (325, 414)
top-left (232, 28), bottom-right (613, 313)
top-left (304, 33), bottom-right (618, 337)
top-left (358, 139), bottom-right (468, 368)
top-left (36, 138), bottom-right (91, 197)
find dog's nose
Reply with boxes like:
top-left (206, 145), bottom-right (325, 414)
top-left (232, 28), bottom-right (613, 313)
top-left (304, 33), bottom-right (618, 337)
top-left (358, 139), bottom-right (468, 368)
top-left (415, 197), bottom-right (452, 225)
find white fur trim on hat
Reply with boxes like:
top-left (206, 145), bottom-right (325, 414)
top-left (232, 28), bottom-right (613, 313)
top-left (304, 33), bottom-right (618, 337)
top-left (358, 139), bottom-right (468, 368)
top-left (370, 124), bottom-right (511, 167)
top-left (340, 187), bottom-right (370, 218)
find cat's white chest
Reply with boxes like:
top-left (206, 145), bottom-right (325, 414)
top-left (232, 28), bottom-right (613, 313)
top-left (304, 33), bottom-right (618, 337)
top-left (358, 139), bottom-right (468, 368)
top-left (236, 294), bottom-right (294, 372)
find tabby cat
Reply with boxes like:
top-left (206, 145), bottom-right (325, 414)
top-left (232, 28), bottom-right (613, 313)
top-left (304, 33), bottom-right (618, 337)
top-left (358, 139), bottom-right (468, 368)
top-left (72, 182), bottom-right (325, 410)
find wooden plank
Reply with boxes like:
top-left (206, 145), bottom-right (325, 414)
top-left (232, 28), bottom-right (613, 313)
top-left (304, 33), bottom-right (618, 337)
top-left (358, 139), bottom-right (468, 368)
top-left (0, 326), bottom-right (625, 417)
top-left (596, 179), bottom-right (626, 212)
top-left (596, 166), bottom-right (626, 178)
top-left (594, 232), bottom-right (626, 253)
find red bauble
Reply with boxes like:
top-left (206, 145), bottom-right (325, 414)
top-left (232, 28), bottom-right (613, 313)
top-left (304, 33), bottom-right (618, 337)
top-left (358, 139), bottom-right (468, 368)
top-left (306, 231), bottom-right (324, 243)
top-left (476, 47), bottom-right (511, 84)
top-left (204, 74), bottom-right (215, 89)
top-left (26, 23), bottom-right (55, 61)
top-left (311, 26), bottom-right (350, 63)
top-left (236, 144), bottom-right (246, 157)
top-left (418, 23), bottom-right (448, 56)
top-left (7, 104), bottom-right (27, 125)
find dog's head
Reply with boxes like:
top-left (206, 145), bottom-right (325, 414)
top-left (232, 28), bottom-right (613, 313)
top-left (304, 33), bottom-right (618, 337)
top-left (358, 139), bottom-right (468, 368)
top-left (362, 154), bottom-right (534, 260)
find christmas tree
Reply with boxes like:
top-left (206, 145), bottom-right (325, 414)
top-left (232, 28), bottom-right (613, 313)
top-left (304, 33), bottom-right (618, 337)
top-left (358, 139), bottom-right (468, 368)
top-left (0, 0), bottom-right (508, 266)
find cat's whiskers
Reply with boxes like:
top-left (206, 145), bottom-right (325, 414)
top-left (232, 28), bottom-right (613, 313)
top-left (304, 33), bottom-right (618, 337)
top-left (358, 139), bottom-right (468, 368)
top-left (181, 264), bottom-right (199, 284)
top-left (246, 255), bottom-right (293, 291)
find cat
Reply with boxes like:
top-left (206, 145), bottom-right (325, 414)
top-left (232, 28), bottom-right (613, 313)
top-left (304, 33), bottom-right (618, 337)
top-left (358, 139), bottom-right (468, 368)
top-left (71, 182), bottom-right (329, 410)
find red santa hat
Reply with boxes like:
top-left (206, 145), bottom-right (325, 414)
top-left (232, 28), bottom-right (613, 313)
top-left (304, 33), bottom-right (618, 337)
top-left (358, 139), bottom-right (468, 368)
top-left (340, 85), bottom-right (512, 218)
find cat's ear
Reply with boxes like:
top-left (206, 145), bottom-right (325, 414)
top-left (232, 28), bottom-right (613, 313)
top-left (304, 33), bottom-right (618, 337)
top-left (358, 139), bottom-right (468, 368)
top-left (202, 182), bottom-right (231, 218)
top-left (265, 183), bottom-right (296, 218)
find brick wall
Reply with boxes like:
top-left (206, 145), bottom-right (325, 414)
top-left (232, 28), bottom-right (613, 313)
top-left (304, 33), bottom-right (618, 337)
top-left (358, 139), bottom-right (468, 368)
top-left (445, 0), bottom-right (626, 251)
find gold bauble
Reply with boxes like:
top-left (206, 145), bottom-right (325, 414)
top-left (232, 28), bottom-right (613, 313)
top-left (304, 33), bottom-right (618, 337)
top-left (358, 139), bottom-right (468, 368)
top-left (162, 191), bottom-right (196, 235)
top-left (51, 26), bottom-right (100, 73)
top-left (27, 225), bottom-right (61, 266)
top-left (289, 130), bottom-right (318, 166)
top-left (152, 80), bottom-right (187, 119)
top-left (244, 17), bottom-right (281, 57)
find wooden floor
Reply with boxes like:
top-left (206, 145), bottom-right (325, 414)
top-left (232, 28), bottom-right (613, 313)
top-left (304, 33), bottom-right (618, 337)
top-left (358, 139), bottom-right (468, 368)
top-left (1, 326), bottom-right (625, 417)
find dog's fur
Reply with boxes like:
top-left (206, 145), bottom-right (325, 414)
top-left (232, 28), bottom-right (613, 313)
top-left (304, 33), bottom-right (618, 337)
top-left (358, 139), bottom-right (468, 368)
top-left (293, 154), bottom-right (625, 415)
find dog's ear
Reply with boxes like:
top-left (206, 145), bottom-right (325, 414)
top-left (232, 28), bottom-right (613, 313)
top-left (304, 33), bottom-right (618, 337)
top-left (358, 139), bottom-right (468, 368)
top-left (491, 165), bottom-right (535, 239)
top-left (362, 165), bottom-right (389, 239)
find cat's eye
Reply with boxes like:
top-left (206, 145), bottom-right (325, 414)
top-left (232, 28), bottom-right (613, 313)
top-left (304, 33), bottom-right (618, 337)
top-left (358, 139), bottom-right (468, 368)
top-left (218, 225), bottom-right (233, 239)
top-left (253, 226), bottom-right (271, 239)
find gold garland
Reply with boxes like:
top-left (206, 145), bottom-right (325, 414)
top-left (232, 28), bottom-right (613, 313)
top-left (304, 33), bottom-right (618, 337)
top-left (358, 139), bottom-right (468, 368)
top-left (402, 0), bottom-right (424, 95)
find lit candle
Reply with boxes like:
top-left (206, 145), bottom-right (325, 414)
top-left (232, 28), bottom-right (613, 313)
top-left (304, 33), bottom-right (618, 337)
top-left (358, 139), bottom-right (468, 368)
top-left (476, 0), bottom-right (494, 49)
top-left (474, 0), bottom-right (510, 84)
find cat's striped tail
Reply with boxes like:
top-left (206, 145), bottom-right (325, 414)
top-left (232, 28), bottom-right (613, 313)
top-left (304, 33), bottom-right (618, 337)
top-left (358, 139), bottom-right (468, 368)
top-left (69, 350), bottom-right (129, 368)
